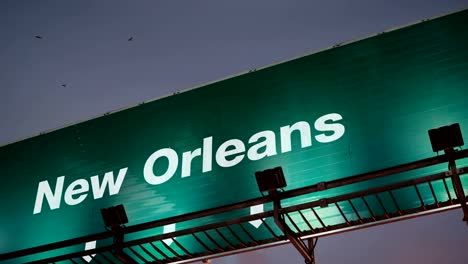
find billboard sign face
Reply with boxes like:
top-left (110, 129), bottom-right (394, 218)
top-left (1, 9), bottom-right (468, 260)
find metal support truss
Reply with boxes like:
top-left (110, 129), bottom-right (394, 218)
top-left (1, 149), bottom-right (468, 264)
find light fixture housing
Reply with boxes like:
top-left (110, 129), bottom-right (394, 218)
top-left (255, 167), bottom-right (287, 193)
top-left (428, 123), bottom-right (464, 152)
top-left (101, 204), bottom-right (128, 228)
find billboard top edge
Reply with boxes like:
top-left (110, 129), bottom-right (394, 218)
top-left (1, 7), bottom-right (467, 149)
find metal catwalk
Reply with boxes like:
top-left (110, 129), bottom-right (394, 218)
top-left (2, 149), bottom-right (467, 264)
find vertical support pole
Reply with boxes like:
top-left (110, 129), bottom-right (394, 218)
top-left (270, 190), bottom-right (315, 264)
top-left (307, 238), bottom-right (317, 264)
top-left (445, 148), bottom-right (468, 223)
top-left (111, 226), bottom-right (137, 264)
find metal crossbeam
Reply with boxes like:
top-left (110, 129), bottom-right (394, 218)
top-left (1, 150), bottom-right (467, 264)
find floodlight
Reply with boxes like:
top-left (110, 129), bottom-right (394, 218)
top-left (428, 123), bottom-right (464, 152)
top-left (255, 167), bottom-right (287, 193)
top-left (101, 204), bottom-right (128, 228)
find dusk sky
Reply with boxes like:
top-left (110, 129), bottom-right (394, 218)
top-left (1, 1), bottom-right (468, 263)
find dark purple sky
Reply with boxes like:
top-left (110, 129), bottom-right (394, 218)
top-left (1, 1), bottom-right (468, 263)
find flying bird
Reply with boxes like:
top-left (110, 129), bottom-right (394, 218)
top-left (35, 35), bottom-right (43, 39)
top-left (128, 36), bottom-right (133, 41)
top-left (61, 84), bottom-right (67, 88)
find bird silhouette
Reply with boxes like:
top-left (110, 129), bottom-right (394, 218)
top-left (35, 35), bottom-right (43, 39)
top-left (61, 84), bottom-right (67, 88)
top-left (128, 36), bottom-right (133, 41)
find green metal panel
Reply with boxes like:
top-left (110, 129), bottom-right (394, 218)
top-left (1, 9), bottom-right (468, 260)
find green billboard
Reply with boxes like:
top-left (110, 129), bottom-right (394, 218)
top-left (1, 8), bottom-right (468, 262)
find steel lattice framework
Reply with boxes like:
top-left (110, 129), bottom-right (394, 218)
top-left (1, 149), bottom-right (467, 264)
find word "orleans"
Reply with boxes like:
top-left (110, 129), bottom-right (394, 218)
top-left (33, 113), bottom-right (345, 214)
